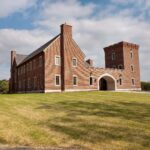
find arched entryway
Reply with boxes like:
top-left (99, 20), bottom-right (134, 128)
top-left (98, 74), bottom-right (116, 91)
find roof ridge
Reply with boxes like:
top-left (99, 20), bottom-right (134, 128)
top-left (18, 34), bottom-right (60, 66)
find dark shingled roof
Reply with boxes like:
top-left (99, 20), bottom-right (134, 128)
top-left (16, 54), bottom-right (28, 65)
top-left (18, 34), bottom-right (60, 66)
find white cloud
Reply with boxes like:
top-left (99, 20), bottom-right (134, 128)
top-left (0, 28), bottom-right (51, 79)
top-left (0, 0), bottom-right (37, 18)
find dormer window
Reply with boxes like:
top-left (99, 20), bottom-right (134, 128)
top-left (112, 52), bottom-right (116, 60)
top-left (55, 55), bottom-right (61, 66)
top-left (72, 58), bottom-right (77, 67)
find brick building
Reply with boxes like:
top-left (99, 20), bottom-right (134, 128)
top-left (9, 23), bottom-right (141, 93)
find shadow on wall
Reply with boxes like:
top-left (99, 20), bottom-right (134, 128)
top-left (35, 100), bottom-right (150, 148)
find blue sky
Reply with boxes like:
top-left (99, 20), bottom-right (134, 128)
top-left (0, 0), bottom-right (150, 81)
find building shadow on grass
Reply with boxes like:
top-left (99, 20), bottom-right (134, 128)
top-left (36, 100), bottom-right (150, 149)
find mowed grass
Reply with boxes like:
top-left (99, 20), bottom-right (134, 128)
top-left (0, 91), bottom-right (150, 150)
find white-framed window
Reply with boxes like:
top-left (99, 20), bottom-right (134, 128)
top-left (112, 52), bottom-right (116, 60)
top-left (131, 78), bottom-right (135, 86)
top-left (55, 75), bottom-right (61, 86)
top-left (131, 65), bottom-right (134, 72)
top-left (89, 76), bottom-right (93, 85)
top-left (72, 58), bottom-right (77, 67)
top-left (55, 55), bottom-right (61, 66)
top-left (118, 64), bottom-right (123, 69)
top-left (130, 50), bottom-right (133, 59)
top-left (73, 75), bottom-right (78, 86)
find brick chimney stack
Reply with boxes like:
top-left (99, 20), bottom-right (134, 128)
top-left (11, 50), bottom-right (16, 68)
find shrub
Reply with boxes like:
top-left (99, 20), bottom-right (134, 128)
top-left (0, 80), bottom-right (9, 94)
top-left (141, 81), bottom-right (150, 91)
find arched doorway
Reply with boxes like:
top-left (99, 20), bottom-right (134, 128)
top-left (98, 74), bottom-right (116, 91)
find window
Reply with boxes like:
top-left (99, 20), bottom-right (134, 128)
top-left (112, 52), bottom-right (116, 60)
top-left (130, 50), bottom-right (133, 58)
top-left (131, 65), bottom-right (134, 72)
top-left (73, 76), bottom-right (77, 86)
top-left (34, 76), bottom-right (37, 89)
top-left (89, 77), bottom-right (93, 85)
top-left (119, 78), bottom-right (122, 85)
top-left (55, 75), bottom-right (61, 86)
top-left (118, 65), bottom-right (123, 69)
top-left (131, 78), bottom-right (135, 85)
top-left (33, 59), bottom-right (36, 69)
top-left (72, 58), bottom-right (77, 67)
top-left (55, 55), bottom-right (61, 66)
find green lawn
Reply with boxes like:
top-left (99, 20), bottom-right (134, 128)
top-left (0, 91), bottom-right (150, 150)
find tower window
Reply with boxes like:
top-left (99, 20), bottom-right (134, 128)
top-left (131, 78), bottom-right (135, 85)
top-left (72, 58), bottom-right (77, 67)
top-left (55, 75), bottom-right (61, 86)
top-left (131, 65), bottom-right (134, 72)
top-left (89, 76), bottom-right (93, 85)
top-left (112, 52), bottom-right (116, 60)
top-left (130, 51), bottom-right (133, 59)
top-left (73, 75), bottom-right (78, 86)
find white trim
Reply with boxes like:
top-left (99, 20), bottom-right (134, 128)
top-left (72, 57), bottom-right (77, 67)
top-left (116, 88), bottom-right (141, 91)
top-left (97, 73), bottom-right (117, 90)
top-left (55, 55), bottom-right (61, 66)
top-left (55, 74), bottom-right (61, 86)
top-left (65, 89), bottom-right (97, 92)
top-left (44, 89), bottom-right (61, 93)
top-left (73, 75), bottom-right (78, 86)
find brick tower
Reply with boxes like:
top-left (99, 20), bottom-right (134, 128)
top-left (104, 41), bottom-right (141, 90)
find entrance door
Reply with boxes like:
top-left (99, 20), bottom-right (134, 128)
top-left (100, 78), bottom-right (107, 90)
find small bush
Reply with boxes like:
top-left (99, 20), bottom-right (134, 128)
top-left (141, 81), bottom-right (150, 91)
top-left (0, 80), bottom-right (9, 94)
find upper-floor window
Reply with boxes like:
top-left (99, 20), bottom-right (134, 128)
top-left (112, 52), bottom-right (116, 60)
top-left (131, 78), bottom-right (135, 85)
top-left (73, 75), bottom-right (78, 86)
top-left (33, 59), bottom-right (36, 69)
top-left (89, 76), bottom-right (93, 85)
top-left (55, 75), bottom-right (61, 86)
top-left (130, 50), bottom-right (133, 59)
top-left (55, 55), bottom-right (61, 66)
top-left (72, 58), bottom-right (77, 67)
top-left (131, 65), bottom-right (134, 72)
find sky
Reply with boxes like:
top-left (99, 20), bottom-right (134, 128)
top-left (0, 0), bottom-right (150, 81)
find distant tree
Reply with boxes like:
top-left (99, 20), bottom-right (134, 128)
top-left (141, 82), bottom-right (150, 91)
top-left (0, 80), bottom-right (9, 94)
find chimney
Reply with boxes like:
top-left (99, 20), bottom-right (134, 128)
top-left (86, 59), bottom-right (93, 67)
top-left (60, 23), bottom-right (72, 38)
top-left (11, 50), bottom-right (16, 67)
